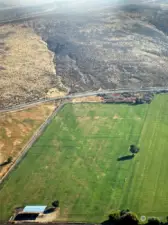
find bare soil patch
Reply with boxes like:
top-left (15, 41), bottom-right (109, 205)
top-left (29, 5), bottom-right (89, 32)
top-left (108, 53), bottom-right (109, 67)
top-left (36, 209), bottom-right (60, 223)
top-left (94, 116), bottom-right (99, 120)
top-left (72, 96), bottom-right (103, 103)
top-left (113, 114), bottom-right (119, 119)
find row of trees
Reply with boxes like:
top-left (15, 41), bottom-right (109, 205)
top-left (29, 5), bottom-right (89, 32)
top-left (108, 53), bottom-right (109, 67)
top-left (107, 210), bottom-right (168, 225)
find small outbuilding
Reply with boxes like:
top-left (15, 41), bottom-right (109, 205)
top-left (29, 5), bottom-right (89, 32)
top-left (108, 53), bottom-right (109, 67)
top-left (12, 205), bottom-right (48, 222)
top-left (23, 205), bottom-right (47, 214)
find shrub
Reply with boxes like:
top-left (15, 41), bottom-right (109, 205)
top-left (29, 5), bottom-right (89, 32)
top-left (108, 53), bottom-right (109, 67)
top-left (147, 217), bottom-right (161, 225)
top-left (7, 157), bottom-right (12, 163)
top-left (119, 212), bottom-right (139, 225)
top-left (109, 211), bottom-right (120, 222)
top-left (120, 209), bottom-right (130, 216)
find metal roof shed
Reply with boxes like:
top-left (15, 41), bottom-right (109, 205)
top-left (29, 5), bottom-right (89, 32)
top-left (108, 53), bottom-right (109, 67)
top-left (23, 206), bottom-right (47, 213)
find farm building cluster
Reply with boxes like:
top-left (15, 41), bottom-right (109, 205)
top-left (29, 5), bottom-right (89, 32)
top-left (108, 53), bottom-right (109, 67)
top-left (98, 92), bottom-right (155, 104)
top-left (10, 204), bottom-right (59, 223)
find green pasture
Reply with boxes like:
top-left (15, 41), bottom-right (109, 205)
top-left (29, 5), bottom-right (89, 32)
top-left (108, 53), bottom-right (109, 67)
top-left (0, 94), bottom-right (168, 222)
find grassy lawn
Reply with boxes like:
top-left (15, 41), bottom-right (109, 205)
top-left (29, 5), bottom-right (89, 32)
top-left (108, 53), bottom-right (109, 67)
top-left (0, 95), bottom-right (168, 222)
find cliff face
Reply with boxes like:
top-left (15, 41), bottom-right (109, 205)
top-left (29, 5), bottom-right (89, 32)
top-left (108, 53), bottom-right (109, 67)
top-left (0, 24), bottom-right (65, 109)
top-left (29, 3), bottom-right (168, 92)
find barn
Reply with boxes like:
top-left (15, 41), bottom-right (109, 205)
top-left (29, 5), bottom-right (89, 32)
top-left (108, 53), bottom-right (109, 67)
top-left (12, 205), bottom-right (47, 222)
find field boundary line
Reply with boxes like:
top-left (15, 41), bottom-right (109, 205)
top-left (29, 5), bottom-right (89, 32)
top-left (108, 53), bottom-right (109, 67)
top-left (0, 102), bottom-right (66, 185)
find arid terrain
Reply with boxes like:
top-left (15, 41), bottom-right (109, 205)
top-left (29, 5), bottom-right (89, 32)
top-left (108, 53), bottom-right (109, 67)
top-left (72, 96), bottom-right (103, 103)
top-left (0, 1), bottom-right (168, 108)
top-left (28, 2), bottom-right (168, 92)
top-left (0, 24), bottom-right (66, 109)
top-left (0, 103), bottom-right (55, 178)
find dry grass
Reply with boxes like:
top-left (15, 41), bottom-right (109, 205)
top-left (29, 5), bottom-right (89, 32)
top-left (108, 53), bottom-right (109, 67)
top-left (72, 96), bottom-right (103, 103)
top-left (0, 103), bottom-right (55, 178)
top-left (0, 24), bottom-right (65, 109)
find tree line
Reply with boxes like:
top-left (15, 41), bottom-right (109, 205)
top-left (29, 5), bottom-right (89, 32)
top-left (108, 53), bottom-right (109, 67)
top-left (103, 210), bottom-right (168, 225)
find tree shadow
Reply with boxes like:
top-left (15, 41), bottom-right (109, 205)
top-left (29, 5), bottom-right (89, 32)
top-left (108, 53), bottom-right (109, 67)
top-left (117, 155), bottom-right (134, 161)
top-left (0, 161), bottom-right (10, 167)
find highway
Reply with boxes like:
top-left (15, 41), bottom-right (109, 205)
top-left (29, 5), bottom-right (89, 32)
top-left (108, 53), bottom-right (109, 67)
top-left (0, 86), bottom-right (168, 113)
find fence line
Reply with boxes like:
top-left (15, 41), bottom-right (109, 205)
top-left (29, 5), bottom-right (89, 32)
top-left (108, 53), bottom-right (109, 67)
top-left (0, 103), bottom-right (65, 185)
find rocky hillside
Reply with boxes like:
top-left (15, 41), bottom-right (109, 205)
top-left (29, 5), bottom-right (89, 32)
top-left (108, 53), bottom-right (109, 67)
top-left (29, 2), bottom-right (168, 92)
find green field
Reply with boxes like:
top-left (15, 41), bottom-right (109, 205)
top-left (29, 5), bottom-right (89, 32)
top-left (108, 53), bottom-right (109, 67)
top-left (0, 94), bottom-right (168, 222)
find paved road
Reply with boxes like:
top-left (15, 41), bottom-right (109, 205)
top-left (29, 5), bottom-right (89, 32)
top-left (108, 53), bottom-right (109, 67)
top-left (0, 87), bottom-right (168, 113)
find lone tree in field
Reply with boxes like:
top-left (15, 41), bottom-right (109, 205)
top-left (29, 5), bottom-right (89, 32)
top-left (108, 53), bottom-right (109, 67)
top-left (7, 157), bottom-right (12, 163)
top-left (130, 145), bottom-right (139, 156)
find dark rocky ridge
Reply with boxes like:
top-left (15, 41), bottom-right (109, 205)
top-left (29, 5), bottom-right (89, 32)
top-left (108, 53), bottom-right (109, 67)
top-left (28, 3), bottom-right (168, 92)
